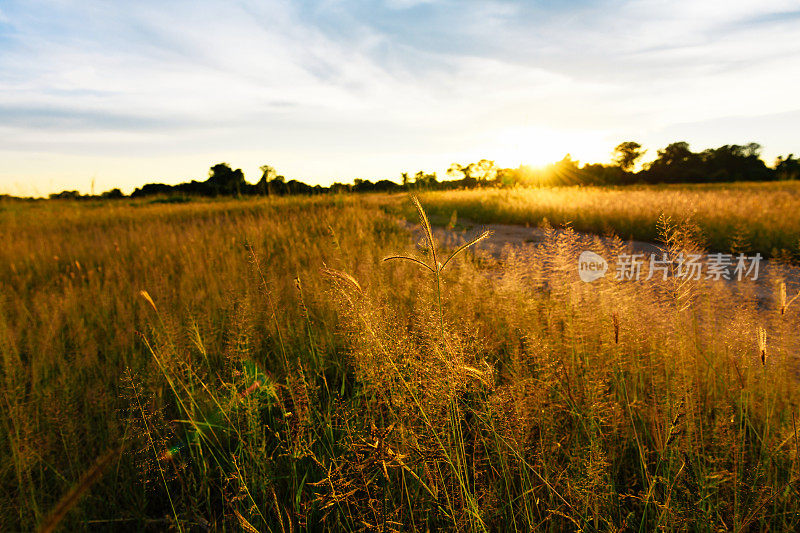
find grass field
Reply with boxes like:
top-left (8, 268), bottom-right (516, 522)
top-left (408, 183), bottom-right (800, 259)
top-left (2, 189), bottom-right (800, 531)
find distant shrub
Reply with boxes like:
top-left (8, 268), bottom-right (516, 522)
top-left (148, 195), bottom-right (192, 204)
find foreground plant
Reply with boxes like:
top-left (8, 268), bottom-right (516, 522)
top-left (6, 195), bottom-right (800, 531)
top-left (383, 195), bottom-right (491, 336)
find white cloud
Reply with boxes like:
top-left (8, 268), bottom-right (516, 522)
top-left (383, 0), bottom-right (438, 9)
top-left (0, 0), bottom-right (799, 195)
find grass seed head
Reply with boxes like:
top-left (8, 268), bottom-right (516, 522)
top-left (757, 326), bottom-right (767, 365)
top-left (139, 290), bottom-right (158, 313)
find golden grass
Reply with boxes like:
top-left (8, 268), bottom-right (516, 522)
top-left (1, 191), bottom-right (800, 530)
top-left (410, 182), bottom-right (800, 258)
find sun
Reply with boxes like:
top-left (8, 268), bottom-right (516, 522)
top-left (486, 126), bottom-right (611, 169)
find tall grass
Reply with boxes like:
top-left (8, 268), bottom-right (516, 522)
top-left (1, 192), bottom-right (799, 530)
top-left (407, 183), bottom-right (800, 259)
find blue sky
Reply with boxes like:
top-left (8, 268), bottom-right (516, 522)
top-left (1, 0), bottom-right (799, 195)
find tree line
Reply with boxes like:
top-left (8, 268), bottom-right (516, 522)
top-left (35, 141), bottom-right (800, 200)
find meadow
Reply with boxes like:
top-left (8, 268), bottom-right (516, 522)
top-left (2, 187), bottom-right (800, 531)
top-left (409, 182), bottom-right (800, 259)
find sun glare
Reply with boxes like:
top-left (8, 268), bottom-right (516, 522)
top-left (487, 126), bottom-right (611, 169)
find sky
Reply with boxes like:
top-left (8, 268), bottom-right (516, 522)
top-left (1, 0), bottom-right (799, 196)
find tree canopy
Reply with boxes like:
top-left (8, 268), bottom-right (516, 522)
top-left (35, 139), bottom-right (798, 201)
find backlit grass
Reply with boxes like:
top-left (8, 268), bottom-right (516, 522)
top-left (1, 192), bottom-right (800, 531)
top-left (411, 183), bottom-right (800, 258)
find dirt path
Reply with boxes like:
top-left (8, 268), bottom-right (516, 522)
top-left (398, 218), bottom-right (800, 301)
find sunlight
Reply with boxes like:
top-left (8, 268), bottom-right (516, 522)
top-left (488, 126), bottom-right (611, 168)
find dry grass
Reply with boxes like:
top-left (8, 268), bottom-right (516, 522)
top-left (408, 183), bottom-right (800, 258)
top-left (1, 191), bottom-right (800, 531)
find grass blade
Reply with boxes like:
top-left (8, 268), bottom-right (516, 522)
top-left (38, 447), bottom-right (121, 533)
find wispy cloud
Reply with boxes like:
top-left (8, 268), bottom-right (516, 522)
top-left (0, 0), bottom-right (798, 194)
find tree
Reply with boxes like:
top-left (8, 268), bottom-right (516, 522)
top-left (655, 142), bottom-right (694, 166)
top-left (613, 141), bottom-right (646, 171)
top-left (699, 144), bottom-right (770, 181)
top-left (643, 142), bottom-right (704, 183)
top-left (49, 190), bottom-right (81, 200)
top-left (259, 165), bottom-right (277, 182)
top-left (257, 165), bottom-right (278, 195)
top-left (776, 154), bottom-right (800, 181)
top-left (447, 163), bottom-right (468, 180)
top-left (413, 171), bottom-right (438, 189)
top-left (743, 142), bottom-right (761, 158)
top-left (207, 163), bottom-right (246, 196)
top-left (469, 159), bottom-right (498, 183)
top-left (447, 160), bottom-right (497, 185)
top-left (545, 154), bottom-right (581, 185)
top-left (101, 188), bottom-right (124, 199)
